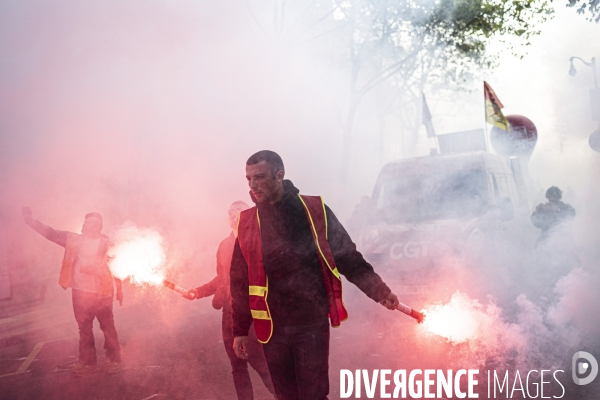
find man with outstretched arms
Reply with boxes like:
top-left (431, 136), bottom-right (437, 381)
top-left (21, 207), bottom-right (123, 376)
top-left (230, 150), bottom-right (399, 400)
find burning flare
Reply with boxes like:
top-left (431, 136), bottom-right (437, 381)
top-left (108, 225), bottom-right (168, 286)
top-left (421, 291), bottom-right (481, 344)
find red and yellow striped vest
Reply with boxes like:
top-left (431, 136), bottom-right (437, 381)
top-left (237, 194), bottom-right (348, 343)
top-left (59, 233), bottom-right (114, 297)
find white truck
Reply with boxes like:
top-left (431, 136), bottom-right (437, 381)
top-left (354, 149), bottom-right (530, 298)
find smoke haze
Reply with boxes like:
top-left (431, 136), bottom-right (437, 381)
top-left (0, 1), bottom-right (599, 399)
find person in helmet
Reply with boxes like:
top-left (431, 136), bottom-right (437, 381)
top-left (531, 186), bottom-right (576, 247)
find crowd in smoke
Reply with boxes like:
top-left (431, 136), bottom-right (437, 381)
top-left (0, 1), bottom-right (598, 399)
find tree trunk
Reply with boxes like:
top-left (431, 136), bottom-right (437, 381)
top-left (341, 95), bottom-right (359, 183)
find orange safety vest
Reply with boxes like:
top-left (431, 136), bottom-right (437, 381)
top-left (237, 194), bottom-right (348, 343)
top-left (59, 233), bottom-right (115, 297)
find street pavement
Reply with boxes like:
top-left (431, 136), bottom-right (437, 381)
top-left (6, 282), bottom-right (585, 400)
top-left (0, 283), bottom-right (484, 400)
top-left (0, 283), bottom-right (416, 400)
top-left (0, 287), bottom-right (275, 400)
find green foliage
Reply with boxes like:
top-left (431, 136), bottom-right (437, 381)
top-left (422, 0), bottom-right (553, 54)
top-left (328, 0), bottom-right (554, 90)
top-left (567, 0), bottom-right (600, 22)
top-left (418, 0), bottom-right (554, 85)
top-left (300, 0), bottom-right (555, 169)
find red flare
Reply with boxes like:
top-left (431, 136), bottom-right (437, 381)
top-left (397, 302), bottom-right (425, 323)
top-left (162, 279), bottom-right (191, 296)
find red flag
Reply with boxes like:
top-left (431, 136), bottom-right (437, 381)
top-left (484, 81), bottom-right (510, 131)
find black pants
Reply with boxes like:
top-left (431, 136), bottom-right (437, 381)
top-left (71, 289), bottom-right (121, 366)
top-left (262, 323), bottom-right (330, 400)
top-left (222, 311), bottom-right (275, 400)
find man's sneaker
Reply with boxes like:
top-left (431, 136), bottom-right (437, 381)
top-left (106, 362), bottom-right (123, 374)
top-left (71, 363), bottom-right (86, 373)
top-left (74, 364), bottom-right (98, 377)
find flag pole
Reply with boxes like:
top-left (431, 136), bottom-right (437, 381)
top-left (421, 91), bottom-right (439, 153)
top-left (483, 116), bottom-right (490, 153)
top-left (483, 82), bottom-right (491, 152)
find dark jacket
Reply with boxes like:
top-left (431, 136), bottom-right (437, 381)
top-left (194, 232), bottom-right (236, 312)
top-left (230, 180), bottom-right (391, 337)
top-left (531, 201), bottom-right (576, 232)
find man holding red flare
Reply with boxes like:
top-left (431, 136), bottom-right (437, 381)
top-left (185, 201), bottom-right (275, 400)
top-left (230, 150), bottom-right (409, 400)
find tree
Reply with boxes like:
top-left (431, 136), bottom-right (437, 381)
top-left (325, 0), bottom-right (553, 179)
top-left (567, 0), bottom-right (600, 22)
top-left (246, 0), bottom-right (553, 178)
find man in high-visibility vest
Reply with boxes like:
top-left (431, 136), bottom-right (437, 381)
top-left (230, 150), bottom-right (399, 400)
top-left (184, 201), bottom-right (275, 400)
top-left (21, 208), bottom-right (123, 377)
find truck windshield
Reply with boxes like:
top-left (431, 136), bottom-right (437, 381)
top-left (377, 169), bottom-right (487, 223)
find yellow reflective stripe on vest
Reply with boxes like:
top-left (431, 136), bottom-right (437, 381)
top-left (321, 197), bottom-right (329, 240)
top-left (332, 267), bottom-right (340, 279)
top-left (249, 286), bottom-right (267, 296)
top-left (297, 195), bottom-right (341, 280)
top-left (251, 310), bottom-right (270, 320)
